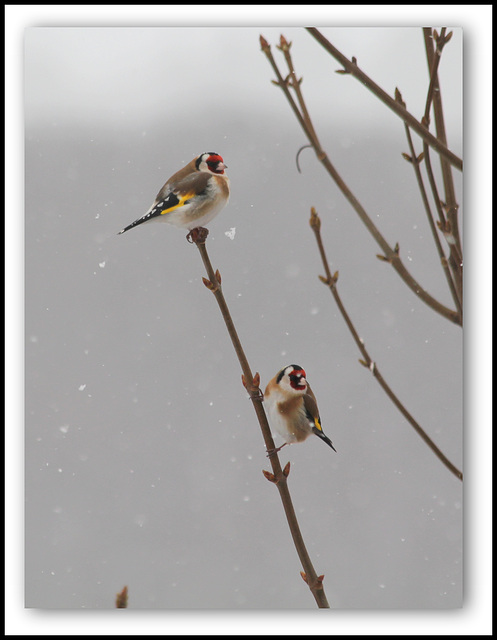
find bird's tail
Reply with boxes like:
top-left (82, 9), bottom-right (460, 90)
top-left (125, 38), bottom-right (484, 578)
top-left (313, 427), bottom-right (337, 452)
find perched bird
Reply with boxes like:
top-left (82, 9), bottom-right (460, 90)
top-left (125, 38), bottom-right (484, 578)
top-left (118, 152), bottom-right (229, 240)
top-left (264, 364), bottom-right (336, 454)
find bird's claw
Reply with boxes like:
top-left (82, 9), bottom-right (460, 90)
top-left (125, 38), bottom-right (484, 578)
top-left (266, 443), bottom-right (287, 458)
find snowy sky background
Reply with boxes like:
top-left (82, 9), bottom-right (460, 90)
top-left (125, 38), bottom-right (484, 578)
top-left (6, 4), bottom-right (493, 637)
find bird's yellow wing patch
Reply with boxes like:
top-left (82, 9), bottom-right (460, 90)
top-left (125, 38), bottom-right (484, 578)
top-left (159, 191), bottom-right (195, 215)
top-left (314, 417), bottom-right (323, 432)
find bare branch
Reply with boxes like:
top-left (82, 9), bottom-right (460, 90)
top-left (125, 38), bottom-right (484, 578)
top-left (260, 34), bottom-right (461, 326)
top-left (422, 27), bottom-right (463, 303)
top-left (192, 230), bottom-right (331, 608)
top-left (305, 27), bottom-right (463, 171)
top-left (396, 87), bottom-right (462, 318)
top-left (309, 209), bottom-right (463, 482)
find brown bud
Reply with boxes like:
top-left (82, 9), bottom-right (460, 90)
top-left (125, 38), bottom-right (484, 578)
top-left (300, 571), bottom-right (308, 584)
top-left (309, 207), bottom-right (321, 230)
top-left (259, 35), bottom-right (270, 52)
top-left (262, 469), bottom-right (277, 483)
top-left (283, 461), bottom-right (291, 477)
top-left (116, 585), bottom-right (128, 608)
top-left (279, 34), bottom-right (291, 51)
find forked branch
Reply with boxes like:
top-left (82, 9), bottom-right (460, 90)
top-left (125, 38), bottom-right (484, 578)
top-left (259, 34), bottom-right (461, 326)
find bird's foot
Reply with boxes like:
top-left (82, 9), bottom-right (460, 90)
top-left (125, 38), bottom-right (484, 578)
top-left (186, 227), bottom-right (209, 244)
top-left (266, 443), bottom-right (287, 458)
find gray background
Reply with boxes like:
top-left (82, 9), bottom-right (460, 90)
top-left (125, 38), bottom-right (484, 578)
top-left (24, 25), bottom-right (463, 611)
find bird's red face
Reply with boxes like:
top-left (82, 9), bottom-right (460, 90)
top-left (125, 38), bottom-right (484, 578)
top-left (206, 153), bottom-right (227, 174)
top-left (288, 367), bottom-right (307, 391)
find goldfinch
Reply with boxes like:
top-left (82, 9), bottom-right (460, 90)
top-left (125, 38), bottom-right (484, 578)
top-left (118, 152), bottom-right (229, 238)
top-left (264, 364), bottom-right (337, 454)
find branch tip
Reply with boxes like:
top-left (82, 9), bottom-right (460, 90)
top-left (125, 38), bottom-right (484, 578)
top-left (309, 207), bottom-right (321, 230)
top-left (259, 35), bottom-right (270, 53)
top-left (278, 34), bottom-right (291, 51)
top-left (116, 585), bottom-right (128, 608)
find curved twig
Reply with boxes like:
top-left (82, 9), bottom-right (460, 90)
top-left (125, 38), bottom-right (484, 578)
top-left (296, 143), bottom-right (313, 173)
top-left (309, 209), bottom-right (462, 482)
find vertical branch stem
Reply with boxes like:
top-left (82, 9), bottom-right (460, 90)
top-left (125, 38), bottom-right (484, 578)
top-left (399, 114), bottom-right (462, 318)
top-left (422, 27), bottom-right (463, 306)
top-left (422, 28), bottom-right (462, 253)
top-left (193, 233), bottom-right (330, 608)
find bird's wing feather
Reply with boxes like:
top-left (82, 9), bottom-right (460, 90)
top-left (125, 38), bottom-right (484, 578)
top-left (303, 384), bottom-right (321, 428)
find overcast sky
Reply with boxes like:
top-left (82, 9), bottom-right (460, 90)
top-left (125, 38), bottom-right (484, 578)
top-left (6, 4), bottom-right (493, 638)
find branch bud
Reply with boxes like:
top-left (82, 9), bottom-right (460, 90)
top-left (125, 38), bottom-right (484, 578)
top-left (116, 585), bottom-right (128, 608)
top-left (259, 35), bottom-right (270, 53)
top-left (309, 207), bottom-right (321, 231)
top-left (278, 34), bottom-right (291, 51)
top-left (394, 87), bottom-right (406, 107)
top-left (202, 277), bottom-right (217, 291)
top-left (262, 469), bottom-right (277, 483)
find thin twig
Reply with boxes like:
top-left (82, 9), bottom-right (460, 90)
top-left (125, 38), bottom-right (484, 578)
top-left (421, 28), bottom-right (463, 306)
top-left (260, 35), bottom-right (461, 326)
top-left (396, 88), bottom-right (462, 319)
top-left (309, 209), bottom-right (462, 482)
top-left (422, 138), bottom-right (463, 313)
top-left (305, 27), bottom-right (463, 172)
top-left (192, 231), bottom-right (330, 608)
top-left (422, 28), bottom-right (462, 254)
